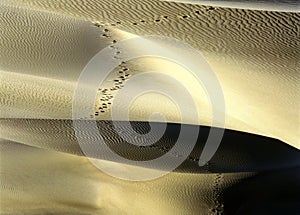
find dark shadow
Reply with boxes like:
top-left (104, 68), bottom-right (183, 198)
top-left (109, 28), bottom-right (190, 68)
top-left (93, 120), bottom-right (300, 173)
top-left (222, 167), bottom-right (300, 215)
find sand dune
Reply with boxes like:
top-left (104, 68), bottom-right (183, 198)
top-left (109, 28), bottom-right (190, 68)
top-left (1, 139), bottom-right (254, 214)
top-left (0, 4), bottom-right (106, 81)
top-left (1, 0), bottom-right (299, 214)
top-left (1, 0), bottom-right (299, 147)
top-left (1, 136), bottom-right (298, 214)
top-left (0, 119), bottom-right (299, 173)
top-left (163, 0), bottom-right (300, 12)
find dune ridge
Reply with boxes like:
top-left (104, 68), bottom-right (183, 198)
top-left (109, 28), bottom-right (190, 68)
top-left (163, 0), bottom-right (300, 12)
top-left (1, 0), bottom-right (299, 147)
top-left (0, 119), bottom-right (299, 173)
top-left (1, 0), bottom-right (299, 214)
top-left (1, 139), bottom-right (254, 214)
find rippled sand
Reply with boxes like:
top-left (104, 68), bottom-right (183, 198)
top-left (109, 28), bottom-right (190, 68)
top-left (0, 0), bottom-right (299, 214)
top-left (1, 1), bottom-right (299, 146)
top-left (1, 138), bottom-right (253, 214)
top-left (164, 0), bottom-right (300, 12)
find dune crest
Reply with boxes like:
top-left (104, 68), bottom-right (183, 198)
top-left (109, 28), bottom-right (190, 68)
top-left (163, 0), bottom-right (300, 12)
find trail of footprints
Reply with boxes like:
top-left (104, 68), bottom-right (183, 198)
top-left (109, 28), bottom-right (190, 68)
top-left (90, 22), bottom-right (132, 118)
top-left (210, 173), bottom-right (225, 214)
top-left (90, 5), bottom-right (217, 118)
top-left (94, 64), bottom-right (132, 117)
top-left (90, 16), bottom-right (221, 163)
top-left (131, 6), bottom-right (216, 26)
top-left (90, 8), bottom-right (220, 161)
top-left (93, 5), bottom-right (216, 29)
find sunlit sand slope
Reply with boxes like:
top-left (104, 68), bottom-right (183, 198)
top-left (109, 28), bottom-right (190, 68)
top-left (0, 4), bottom-right (109, 81)
top-left (1, 1), bottom-right (299, 147)
top-left (0, 0), bottom-right (299, 214)
top-left (0, 139), bottom-right (254, 214)
top-left (163, 0), bottom-right (300, 12)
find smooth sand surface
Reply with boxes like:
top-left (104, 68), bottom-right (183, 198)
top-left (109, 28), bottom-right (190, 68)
top-left (1, 0), bottom-right (299, 214)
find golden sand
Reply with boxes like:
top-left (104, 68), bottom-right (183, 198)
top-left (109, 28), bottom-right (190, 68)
top-left (0, 0), bottom-right (299, 214)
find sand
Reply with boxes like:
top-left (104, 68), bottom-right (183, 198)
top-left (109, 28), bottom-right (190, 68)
top-left (1, 1), bottom-right (299, 147)
top-left (0, 0), bottom-right (299, 214)
top-left (164, 0), bottom-right (300, 12)
top-left (1, 139), bottom-right (256, 214)
top-left (1, 119), bottom-right (299, 172)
